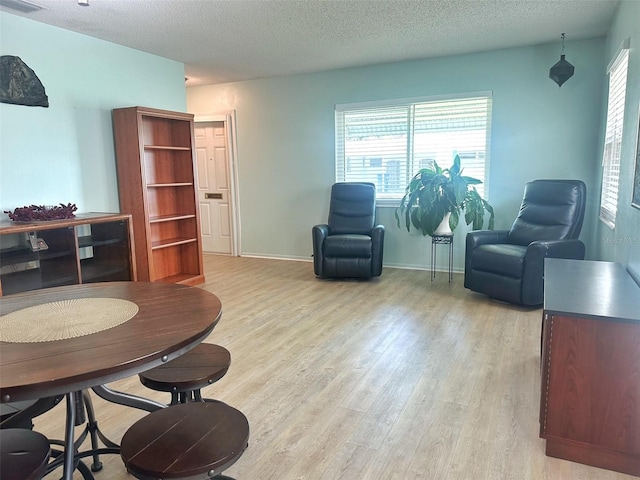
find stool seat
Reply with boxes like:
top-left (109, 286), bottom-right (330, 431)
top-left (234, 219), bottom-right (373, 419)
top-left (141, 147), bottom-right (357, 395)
top-left (1, 429), bottom-right (51, 480)
top-left (139, 344), bottom-right (231, 404)
top-left (120, 401), bottom-right (249, 480)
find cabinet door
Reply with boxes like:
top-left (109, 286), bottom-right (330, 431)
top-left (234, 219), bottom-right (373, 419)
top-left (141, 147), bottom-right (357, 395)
top-left (0, 232), bottom-right (40, 295)
top-left (77, 220), bottom-right (133, 283)
top-left (542, 314), bottom-right (640, 455)
top-left (38, 227), bottom-right (79, 288)
top-left (0, 227), bottom-right (78, 295)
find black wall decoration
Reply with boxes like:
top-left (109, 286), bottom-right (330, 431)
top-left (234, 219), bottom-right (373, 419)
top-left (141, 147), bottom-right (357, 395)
top-left (0, 55), bottom-right (49, 107)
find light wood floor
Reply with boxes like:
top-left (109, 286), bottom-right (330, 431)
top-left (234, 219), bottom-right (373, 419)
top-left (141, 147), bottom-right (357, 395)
top-left (33, 255), bottom-right (635, 480)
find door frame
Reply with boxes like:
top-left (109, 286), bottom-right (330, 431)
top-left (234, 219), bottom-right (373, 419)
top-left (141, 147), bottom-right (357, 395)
top-left (194, 111), bottom-right (241, 256)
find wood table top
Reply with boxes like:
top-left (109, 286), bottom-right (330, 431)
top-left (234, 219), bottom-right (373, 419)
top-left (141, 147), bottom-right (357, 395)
top-left (0, 281), bottom-right (222, 403)
top-left (544, 258), bottom-right (640, 322)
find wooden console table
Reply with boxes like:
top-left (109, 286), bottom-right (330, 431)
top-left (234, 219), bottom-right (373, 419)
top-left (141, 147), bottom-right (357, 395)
top-left (0, 213), bottom-right (135, 296)
top-left (540, 258), bottom-right (640, 476)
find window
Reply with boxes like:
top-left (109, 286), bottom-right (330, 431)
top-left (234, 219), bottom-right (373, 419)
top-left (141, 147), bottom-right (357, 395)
top-left (600, 40), bottom-right (630, 228)
top-left (335, 93), bottom-right (492, 202)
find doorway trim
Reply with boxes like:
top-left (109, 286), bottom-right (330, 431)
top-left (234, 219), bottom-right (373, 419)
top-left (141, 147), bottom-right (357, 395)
top-left (194, 111), bottom-right (241, 256)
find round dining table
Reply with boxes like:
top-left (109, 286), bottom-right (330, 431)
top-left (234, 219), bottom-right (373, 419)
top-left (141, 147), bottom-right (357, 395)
top-left (0, 281), bottom-right (222, 480)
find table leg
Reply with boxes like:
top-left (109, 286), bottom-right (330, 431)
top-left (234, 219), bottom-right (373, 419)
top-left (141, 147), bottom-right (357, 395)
top-left (91, 384), bottom-right (165, 412)
top-left (81, 391), bottom-right (105, 471)
top-left (48, 389), bottom-right (137, 479)
top-left (62, 392), bottom-right (78, 480)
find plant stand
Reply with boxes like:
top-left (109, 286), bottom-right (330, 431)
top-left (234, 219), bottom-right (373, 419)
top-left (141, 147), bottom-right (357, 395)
top-left (431, 234), bottom-right (453, 282)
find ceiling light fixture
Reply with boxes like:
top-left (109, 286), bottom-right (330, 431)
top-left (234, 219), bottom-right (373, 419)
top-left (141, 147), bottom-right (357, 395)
top-left (549, 33), bottom-right (575, 87)
top-left (78, 0), bottom-right (89, 5)
top-left (0, 0), bottom-right (43, 13)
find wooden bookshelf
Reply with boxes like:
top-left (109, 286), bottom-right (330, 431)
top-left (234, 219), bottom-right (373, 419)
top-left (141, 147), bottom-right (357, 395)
top-left (112, 106), bottom-right (204, 285)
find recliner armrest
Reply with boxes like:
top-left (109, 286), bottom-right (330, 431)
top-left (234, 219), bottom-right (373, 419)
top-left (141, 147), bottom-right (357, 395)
top-left (371, 224), bottom-right (385, 241)
top-left (525, 239), bottom-right (586, 262)
top-left (521, 239), bottom-right (586, 305)
top-left (371, 224), bottom-right (385, 277)
top-left (312, 224), bottom-right (329, 276)
top-left (313, 224), bottom-right (329, 241)
top-left (466, 230), bottom-right (510, 250)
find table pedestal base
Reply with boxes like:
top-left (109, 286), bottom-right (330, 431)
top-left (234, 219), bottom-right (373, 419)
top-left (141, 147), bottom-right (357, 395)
top-left (46, 391), bottom-right (120, 480)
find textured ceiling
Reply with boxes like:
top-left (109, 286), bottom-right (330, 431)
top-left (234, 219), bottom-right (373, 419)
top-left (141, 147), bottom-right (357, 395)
top-left (1, 0), bottom-right (620, 86)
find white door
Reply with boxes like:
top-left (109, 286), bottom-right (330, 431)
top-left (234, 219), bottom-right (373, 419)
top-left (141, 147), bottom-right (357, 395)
top-left (195, 121), bottom-right (232, 253)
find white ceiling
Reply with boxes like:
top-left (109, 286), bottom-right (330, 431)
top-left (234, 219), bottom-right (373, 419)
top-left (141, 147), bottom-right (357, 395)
top-left (1, 0), bottom-right (620, 86)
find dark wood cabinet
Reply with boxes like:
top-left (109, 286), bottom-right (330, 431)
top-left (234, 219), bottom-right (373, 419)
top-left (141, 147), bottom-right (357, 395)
top-left (112, 106), bottom-right (204, 286)
top-left (0, 213), bottom-right (136, 296)
top-left (540, 259), bottom-right (640, 476)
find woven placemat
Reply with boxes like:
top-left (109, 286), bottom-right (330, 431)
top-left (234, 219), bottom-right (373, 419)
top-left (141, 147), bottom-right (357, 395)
top-left (0, 298), bottom-right (139, 343)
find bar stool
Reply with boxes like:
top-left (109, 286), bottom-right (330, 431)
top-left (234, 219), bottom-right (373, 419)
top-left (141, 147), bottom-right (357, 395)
top-left (1, 397), bottom-right (63, 430)
top-left (1, 429), bottom-right (51, 480)
top-left (2, 392), bottom-right (118, 477)
top-left (138, 344), bottom-right (231, 405)
top-left (120, 401), bottom-right (249, 480)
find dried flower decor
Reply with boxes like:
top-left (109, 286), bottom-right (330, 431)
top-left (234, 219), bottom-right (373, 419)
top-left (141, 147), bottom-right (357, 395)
top-left (4, 203), bottom-right (77, 222)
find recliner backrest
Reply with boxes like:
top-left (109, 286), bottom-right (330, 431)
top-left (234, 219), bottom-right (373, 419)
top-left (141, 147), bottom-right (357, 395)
top-left (507, 179), bottom-right (586, 246)
top-left (328, 182), bottom-right (376, 235)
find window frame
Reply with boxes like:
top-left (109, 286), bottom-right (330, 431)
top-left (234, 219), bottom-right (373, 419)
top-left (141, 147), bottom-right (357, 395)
top-left (599, 39), bottom-right (630, 229)
top-left (335, 92), bottom-right (493, 207)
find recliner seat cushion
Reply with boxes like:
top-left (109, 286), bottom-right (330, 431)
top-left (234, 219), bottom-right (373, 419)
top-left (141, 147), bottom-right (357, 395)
top-left (324, 235), bottom-right (372, 257)
top-left (471, 244), bottom-right (527, 278)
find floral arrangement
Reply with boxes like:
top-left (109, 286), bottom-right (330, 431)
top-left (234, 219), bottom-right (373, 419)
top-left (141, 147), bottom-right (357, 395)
top-left (4, 203), bottom-right (78, 222)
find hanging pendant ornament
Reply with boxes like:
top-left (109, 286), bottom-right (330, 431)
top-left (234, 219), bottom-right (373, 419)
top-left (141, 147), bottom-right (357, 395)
top-left (549, 33), bottom-right (575, 87)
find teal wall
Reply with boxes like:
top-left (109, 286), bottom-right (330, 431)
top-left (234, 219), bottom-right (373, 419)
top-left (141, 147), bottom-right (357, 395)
top-left (595, 0), bottom-right (640, 282)
top-left (5, 7), bottom-right (633, 276)
top-left (188, 38), bottom-right (606, 270)
top-left (0, 12), bottom-right (187, 215)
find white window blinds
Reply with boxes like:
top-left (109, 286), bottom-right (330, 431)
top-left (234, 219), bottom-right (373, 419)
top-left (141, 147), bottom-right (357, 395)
top-left (335, 93), bottom-right (492, 201)
top-left (600, 43), bottom-right (630, 228)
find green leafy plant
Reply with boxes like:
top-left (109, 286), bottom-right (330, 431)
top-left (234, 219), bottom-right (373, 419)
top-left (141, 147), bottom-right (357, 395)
top-left (395, 154), bottom-right (494, 236)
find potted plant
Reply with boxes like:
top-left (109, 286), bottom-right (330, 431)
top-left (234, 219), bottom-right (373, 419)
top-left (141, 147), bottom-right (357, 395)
top-left (395, 154), bottom-right (494, 237)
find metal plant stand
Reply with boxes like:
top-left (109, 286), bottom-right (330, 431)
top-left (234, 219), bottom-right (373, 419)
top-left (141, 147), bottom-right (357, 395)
top-left (431, 234), bottom-right (453, 282)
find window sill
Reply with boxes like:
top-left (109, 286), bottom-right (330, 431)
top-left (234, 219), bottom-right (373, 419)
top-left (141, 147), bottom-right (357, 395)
top-left (599, 215), bottom-right (615, 230)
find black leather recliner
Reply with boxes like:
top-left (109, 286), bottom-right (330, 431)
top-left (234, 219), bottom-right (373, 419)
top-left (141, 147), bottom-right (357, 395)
top-left (312, 182), bottom-right (385, 279)
top-left (464, 179), bottom-right (586, 306)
